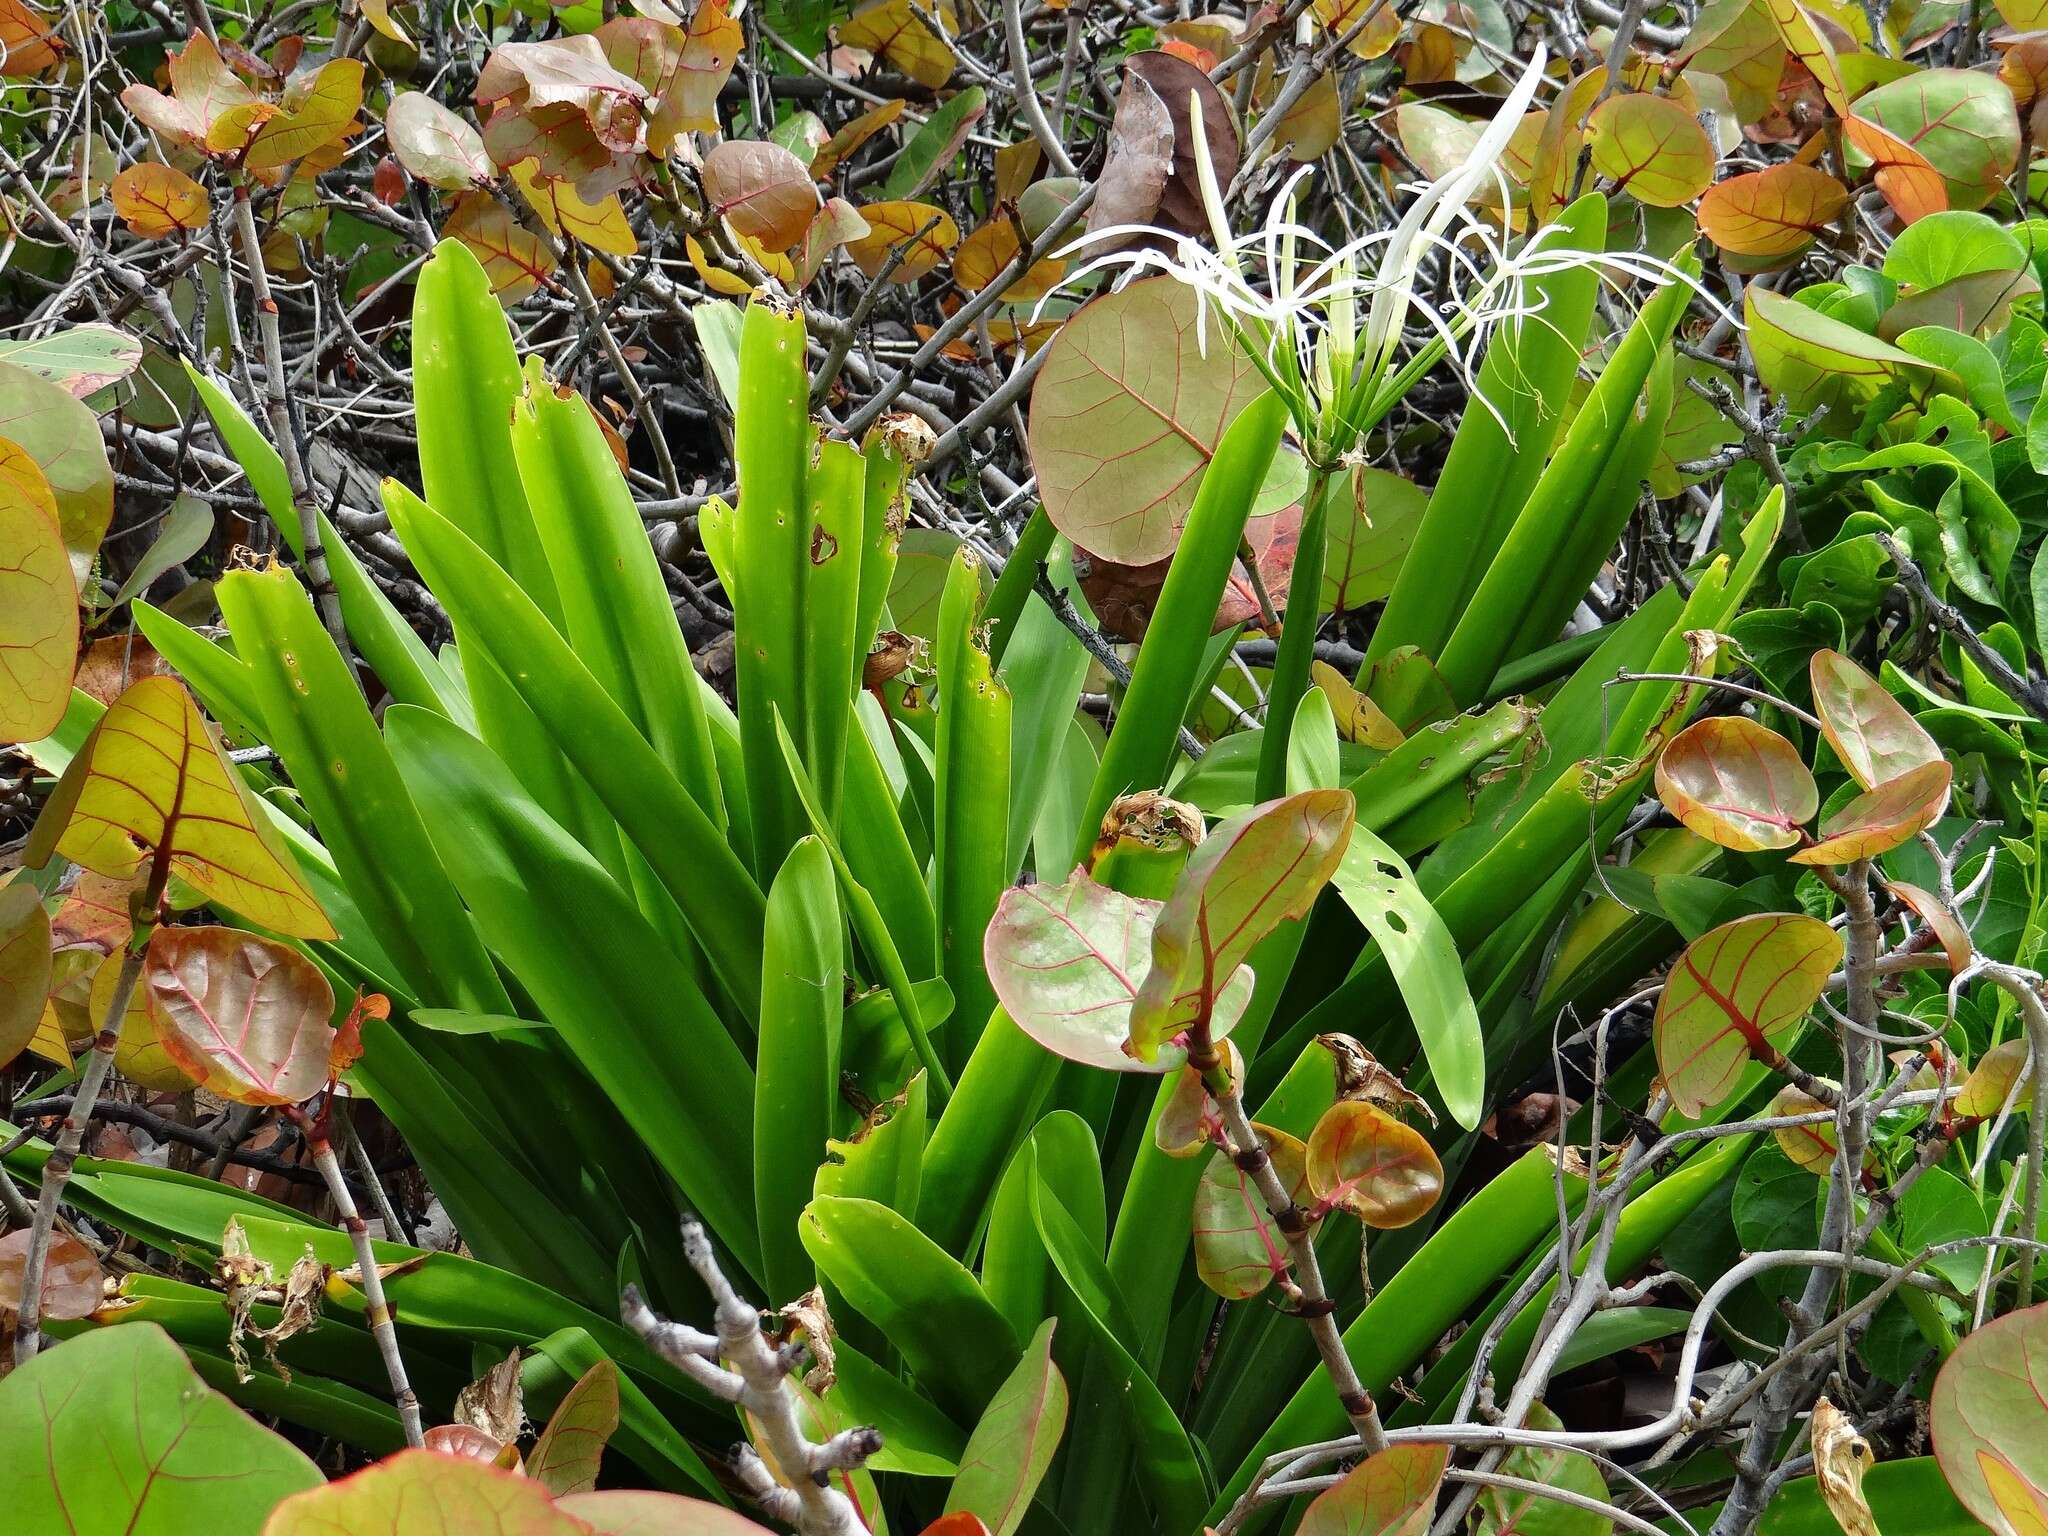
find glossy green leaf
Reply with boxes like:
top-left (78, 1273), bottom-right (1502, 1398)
top-left (1193, 1123), bottom-right (1311, 1298)
top-left (1476, 1403), bottom-right (1610, 1536)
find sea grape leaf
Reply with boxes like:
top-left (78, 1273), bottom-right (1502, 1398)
top-left (1193, 1123), bottom-right (1313, 1298)
top-left (1586, 92), bottom-right (1715, 207)
top-left (528, 1359), bottom-right (621, 1497)
top-left (0, 440), bottom-right (75, 743)
top-left (99, 946), bottom-right (199, 1090)
top-left (1852, 69), bottom-right (2020, 212)
top-left (1885, 879), bottom-right (1971, 971)
top-left (1955, 1038), bottom-right (2033, 1117)
top-left (1654, 715), bottom-right (1818, 852)
top-left (838, 0), bottom-right (959, 89)
top-left (144, 925), bottom-right (339, 1106)
top-left (845, 199), bottom-right (959, 282)
top-left (1842, 112), bottom-right (1949, 224)
top-left (1655, 913), bottom-right (1842, 1117)
top-left (1305, 1099), bottom-right (1443, 1228)
top-left (25, 676), bottom-right (334, 939)
top-left (1128, 789), bottom-right (1355, 1062)
top-left (1810, 648), bottom-right (1943, 790)
top-left (0, 883), bottom-right (52, 1067)
top-left (1086, 67), bottom-right (1174, 238)
top-left (110, 162), bottom-right (210, 238)
top-left (1770, 1081), bottom-right (1841, 1175)
top-left (702, 139), bottom-right (820, 251)
top-left (1476, 1403), bottom-right (1611, 1536)
top-left (386, 91), bottom-right (494, 189)
top-left (944, 1318), bottom-right (1068, 1536)
top-left (1788, 759), bottom-right (1953, 865)
top-left (556, 1490), bottom-right (777, 1533)
top-left (264, 1447), bottom-right (587, 1534)
top-left (0, 324), bottom-right (143, 398)
top-left (0, 355), bottom-right (114, 567)
top-left (1697, 164), bottom-right (1849, 260)
top-left (0, 1323), bottom-right (320, 1534)
top-left (1745, 287), bottom-right (1932, 418)
top-left (1323, 465), bottom-right (1426, 613)
top-left (1297, 1441), bottom-right (1449, 1536)
top-left (1027, 274), bottom-right (1276, 566)
top-left (0, 1228), bottom-right (103, 1319)
top-left (983, 870), bottom-right (1255, 1072)
top-left (1931, 1301), bottom-right (2048, 1536)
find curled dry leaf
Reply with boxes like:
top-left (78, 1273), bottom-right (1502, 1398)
top-left (1788, 759), bottom-right (1953, 866)
top-left (111, 162), bottom-right (209, 238)
top-left (1698, 163), bottom-right (1850, 259)
top-left (845, 200), bottom-right (960, 282)
top-left (0, 440), bottom-right (74, 744)
top-left (1305, 1098), bottom-right (1444, 1228)
top-left (1931, 1301), bottom-right (2048, 1535)
top-left (1123, 50), bottom-right (1239, 238)
top-left (811, 97), bottom-right (905, 180)
top-left (1887, 880), bottom-right (1971, 972)
top-left (1318, 1032), bottom-right (1436, 1124)
top-left (1656, 913), bottom-right (1842, 1118)
top-left (0, 1229), bottom-right (104, 1320)
top-left (702, 139), bottom-right (822, 251)
top-left (0, 884), bottom-right (52, 1070)
top-left (1086, 67), bottom-right (1175, 242)
top-left (26, 676), bottom-right (333, 938)
top-left (1813, 1398), bottom-right (1881, 1536)
top-left (1654, 715), bottom-right (1818, 852)
top-left (983, 870), bottom-right (1256, 1073)
top-left (1193, 1123), bottom-right (1314, 1298)
top-left (1810, 649), bottom-right (1943, 790)
top-left (145, 925), bottom-right (339, 1107)
top-left (385, 92), bottom-right (493, 190)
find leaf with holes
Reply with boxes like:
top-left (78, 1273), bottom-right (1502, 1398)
top-left (27, 677), bottom-right (332, 938)
top-left (1654, 716), bottom-right (1818, 852)
top-left (0, 1228), bottom-right (103, 1320)
top-left (1698, 164), bottom-right (1849, 260)
top-left (145, 926), bottom-right (338, 1106)
top-left (0, 884), bottom-right (51, 1068)
top-left (0, 357), bottom-right (114, 568)
top-left (0, 1323), bottom-right (320, 1531)
top-left (0, 442), bottom-right (74, 744)
top-left (1789, 759), bottom-right (1953, 865)
top-left (1956, 1040), bottom-right (2033, 1118)
top-left (1655, 914), bottom-right (1841, 1117)
top-left (527, 1360), bottom-right (620, 1497)
top-left (702, 140), bottom-right (821, 251)
top-left (983, 870), bottom-right (1256, 1072)
top-left (1298, 1442), bottom-right (1448, 1536)
top-left (1028, 276), bottom-right (1279, 566)
top-left (1129, 789), bottom-right (1354, 1062)
top-left (839, 0), bottom-right (959, 88)
top-left (266, 1448), bottom-right (587, 1534)
top-left (945, 1319), bottom-right (1067, 1536)
top-left (1586, 92), bottom-right (1715, 208)
top-left (1194, 1124), bottom-right (1313, 1298)
top-left (1931, 1301), bottom-right (2048, 1536)
top-left (111, 162), bottom-right (209, 238)
top-left (662, 0), bottom-right (742, 136)
top-left (386, 92), bottom-right (493, 189)
top-left (845, 199), bottom-right (958, 282)
top-left (1852, 69), bottom-right (2020, 213)
top-left (1811, 649), bottom-right (1942, 790)
top-left (1305, 1099), bottom-right (1442, 1229)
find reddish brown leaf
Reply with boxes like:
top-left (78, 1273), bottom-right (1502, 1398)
top-left (0, 1229), bottom-right (104, 1319)
top-left (1085, 67), bottom-right (1174, 241)
top-left (0, 0), bottom-right (63, 77)
top-left (1698, 164), bottom-right (1849, 259)
top-left (444, 190), bottom-right (555, 303)
top-left (702, 140), bottom-right (821, 251)
top-left (1193, 1124), bottom-right (1313, 1298)
top-left (1810, 649), bottom-right (1942, 791)
top-left (145, 925), bottom-right (339, 1107)
top-left (1789, 760), bottom-right (1953, 866)
top-left (1843, 113), bottom-right (1949, 224)
top-left (1125, 51), bottom-right (1239, 238)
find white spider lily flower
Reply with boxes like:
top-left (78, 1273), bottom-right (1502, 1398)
top-left (1055, 48), bottom-right (1719, 465)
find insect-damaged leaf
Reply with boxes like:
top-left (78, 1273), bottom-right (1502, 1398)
top-left (26, 677), bottom-right (333, 938)
top-left (1932, 1301), bottom-right (2048, 1536)
top-left (1297, 1441), bottom-right (1448, 1536)
top-left (110, 162), bottom-right (210, 238)
top-left (983, 870), bottom-right (1256, 1072)
top-left (1788, 759), bottom-right (1953, 866)
top-left (945, 1319), bottom-right (1068, 1536)
top-left (1194, 1124), bottom-right (1314, 1299)
top-left (1028, 275), bottom-right (1278, 566)
top-left (1128, 789), bottom-right (1355, 1063)
top-left (0, 440), bottom-right (74, 743)
top-left (1698, 164), bottom-right (1850, 260)
top-left (702, 139), bottom-right (821, 251)
top-left (0, 324), bottom-right (143, 400)
top-left (1305, 1099), bottom-right (1443, 1228)
top-left (145, 925), bottom-right (339, 1106)
top-left (1654, 715), bottom-right (1818, 852)
top-left (1810, 648), bottom-right (1943, 791)
top-left (1655, 913), bottom-right (1841, 1117)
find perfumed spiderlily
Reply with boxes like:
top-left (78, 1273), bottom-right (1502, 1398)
top-left (1058, 46), bottom-right (1699, 469)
